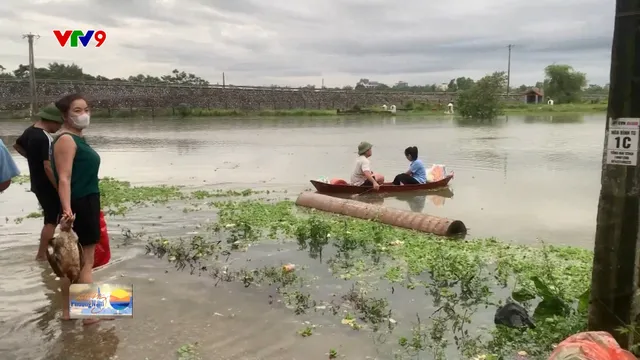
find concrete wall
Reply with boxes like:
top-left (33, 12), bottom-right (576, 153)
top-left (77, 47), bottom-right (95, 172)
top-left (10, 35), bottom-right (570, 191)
top-left (0, 80), bottom-right (526, 111)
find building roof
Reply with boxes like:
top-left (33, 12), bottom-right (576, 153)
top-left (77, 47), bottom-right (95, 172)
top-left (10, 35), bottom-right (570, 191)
top-left (524, 88), bottom-right (543, 96)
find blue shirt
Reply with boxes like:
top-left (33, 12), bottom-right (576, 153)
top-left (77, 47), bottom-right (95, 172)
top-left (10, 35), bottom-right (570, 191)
top-left (409, 159), bottom-right (427, 184)
top-left (0, 139), bottom-right (20, 183)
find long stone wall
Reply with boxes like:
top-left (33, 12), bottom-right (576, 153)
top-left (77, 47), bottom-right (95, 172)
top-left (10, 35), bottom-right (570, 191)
top-left (0, 79), bottom-right (527, 111)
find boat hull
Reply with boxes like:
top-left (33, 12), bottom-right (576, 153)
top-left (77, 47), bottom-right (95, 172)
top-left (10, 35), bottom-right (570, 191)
top-left (310, 174), bottom-right (454, 194)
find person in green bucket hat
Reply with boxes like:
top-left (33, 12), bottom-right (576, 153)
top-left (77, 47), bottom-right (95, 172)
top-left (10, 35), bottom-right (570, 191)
top-left (350, 141), bottom-right (385, 190)
top-left (13, 103), bottom-right (63, 260)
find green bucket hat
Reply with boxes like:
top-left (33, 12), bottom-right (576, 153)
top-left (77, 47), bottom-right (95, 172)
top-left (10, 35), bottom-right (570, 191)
top-left (357, 141), bottom-right (372, 155)
top-left (36, 103), bottom-right (63, 123)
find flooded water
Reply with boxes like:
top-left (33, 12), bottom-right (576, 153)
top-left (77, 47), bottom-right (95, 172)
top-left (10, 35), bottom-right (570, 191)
top-left (0, 114), bottom-right (604, 359)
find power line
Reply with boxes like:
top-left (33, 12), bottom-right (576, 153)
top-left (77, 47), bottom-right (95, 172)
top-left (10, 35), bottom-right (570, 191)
top-left (506, 44), bottom-right (514, 95)
top-left (22, 33), bottom-right (40, 117)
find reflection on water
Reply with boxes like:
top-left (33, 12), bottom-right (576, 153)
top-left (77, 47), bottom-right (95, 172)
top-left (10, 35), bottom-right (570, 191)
top-left (522, 114), bottom-right (585, 124)
top-left (0, 113), bottom-right (606, 359)
top-left (1, 113), bottom-right (604, 244)
top-left (45, 325), bottom-right (119, 360)
top-left (455, 117), bottom-right (507, 128)
top-left (346, 188), bottom-right (455, 213)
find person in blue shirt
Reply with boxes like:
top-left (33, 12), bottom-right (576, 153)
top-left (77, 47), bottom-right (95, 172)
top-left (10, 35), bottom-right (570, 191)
top-left (0, 138), bottom-right (21, 192)
top-left (392, 146), bottom-right (427, 185)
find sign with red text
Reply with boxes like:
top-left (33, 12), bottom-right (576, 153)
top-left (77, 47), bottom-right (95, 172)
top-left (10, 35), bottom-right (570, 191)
top-left (606, 118), bottom-right (639, 166)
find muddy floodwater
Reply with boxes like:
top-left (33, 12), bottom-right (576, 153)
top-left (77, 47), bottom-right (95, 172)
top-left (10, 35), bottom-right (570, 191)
top-left (0, 114), bottom-right (603, 359)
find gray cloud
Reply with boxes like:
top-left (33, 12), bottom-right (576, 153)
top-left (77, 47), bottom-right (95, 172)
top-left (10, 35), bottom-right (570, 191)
top-left (0, 0), bottom-right (614, 87)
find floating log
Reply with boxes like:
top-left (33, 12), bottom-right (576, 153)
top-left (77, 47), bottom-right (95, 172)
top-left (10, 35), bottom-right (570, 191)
top-left (295, 192), bottom-right (466, 237)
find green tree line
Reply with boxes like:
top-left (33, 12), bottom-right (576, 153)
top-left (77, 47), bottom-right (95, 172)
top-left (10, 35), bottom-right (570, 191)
top-left (0, 62), bottom-right (608, 100)
top-left (457, 64), bottom-right (606, 119)
top-left (0, 62), bottom-right (210, 86)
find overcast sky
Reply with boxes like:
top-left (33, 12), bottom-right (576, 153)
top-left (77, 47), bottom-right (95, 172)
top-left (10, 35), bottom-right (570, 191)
top-left (0, 0), bottom-right (614, 88)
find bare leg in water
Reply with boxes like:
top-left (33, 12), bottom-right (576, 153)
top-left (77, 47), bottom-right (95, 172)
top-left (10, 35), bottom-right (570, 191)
top-left (79, 244), bottom-right (102, 325)
top-left (61, 277), bottom-right (71, 320)
top-left (60, 244), bottom-right (113, 324)
top-left (36, 223), bottom-right (56, 261)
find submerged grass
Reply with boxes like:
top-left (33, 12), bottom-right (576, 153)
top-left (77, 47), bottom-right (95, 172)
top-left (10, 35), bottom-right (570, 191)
top-left (9, 175), bottom-right (267, 218)
top-left (144, 197), bottom-right (592, 359)
top-left (8, 176), bottom-right (593, 358)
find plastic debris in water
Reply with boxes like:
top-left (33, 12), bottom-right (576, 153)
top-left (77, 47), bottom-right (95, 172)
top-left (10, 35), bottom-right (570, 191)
top-left (282, 263), bottom-right (296, 272)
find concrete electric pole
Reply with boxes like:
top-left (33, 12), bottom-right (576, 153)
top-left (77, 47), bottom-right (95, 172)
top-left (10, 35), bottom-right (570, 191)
top-left (22, 33), bottom-right (39, 117)
top-left (588, 0), bottom-right (640, 350)
top-left (506, 44), bottom-right (514, 95)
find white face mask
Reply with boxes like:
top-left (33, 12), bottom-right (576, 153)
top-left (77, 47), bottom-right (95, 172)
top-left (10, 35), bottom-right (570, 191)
top-left (70, 113), bottom-right (90, 129)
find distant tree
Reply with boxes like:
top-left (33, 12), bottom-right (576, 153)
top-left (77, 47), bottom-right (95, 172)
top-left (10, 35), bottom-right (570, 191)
top-left (583, 84), bottom-right (607, 94)
top-left (447, 79), bottom-right (457, 92)
top-left (0, 64), bottom-right (13, 79)
top-left (160, 69), bottom-right (209, 86)
top-left (543, 64), bottom-right (587, 103)
top-left (128, 74), bottom-right (163, 83)
top-left (375, 83), bottom-right (390, 90)
top-left (517, 84), bottom-right (528, 92)
top-left (455, 77), bottom-right (475, 91)
top-left (11, 62), bottom-right (96, 81)
top-left (425, 84), bottom-right (437, 92)
top-left (457, 71), bottom-right (507, 119)
top-left (342, 85), bottom-right (353, 90)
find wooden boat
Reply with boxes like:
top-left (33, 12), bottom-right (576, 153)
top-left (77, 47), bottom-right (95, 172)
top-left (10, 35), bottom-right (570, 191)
top-left (310, 174), bottom-right (454, 195)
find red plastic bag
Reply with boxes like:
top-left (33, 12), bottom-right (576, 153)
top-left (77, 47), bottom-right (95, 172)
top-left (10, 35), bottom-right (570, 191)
top-left (93, 211), bottom-right (111, 268)
top-left (547, 331), bottom-right (636, 360)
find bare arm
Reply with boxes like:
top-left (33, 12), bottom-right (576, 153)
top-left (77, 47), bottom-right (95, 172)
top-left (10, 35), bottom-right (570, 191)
top-left (43, 160), bottom-right (57, 189)
top-left (53, 135), bottom-right (77, 215)
top-left (363, 170), bottom-right (376, 183)
top-left (13, 143), bottom-right (27, 158)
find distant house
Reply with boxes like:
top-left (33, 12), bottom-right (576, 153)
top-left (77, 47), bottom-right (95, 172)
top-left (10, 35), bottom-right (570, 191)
top-left (357, 80), bottom-right (382, 89)
top-left (436, 83), bottom-right (448, 92)
top-left (523, 88), bottom-right (544, 104)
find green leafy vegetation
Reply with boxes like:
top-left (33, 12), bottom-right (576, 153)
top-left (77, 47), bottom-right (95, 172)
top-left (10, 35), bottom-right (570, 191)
top-left (176, 342), bottom-right (201, 360)
top-left (143, 197), bottom-right (592, 359)
top-left (457, 72), bottom-right (507, 120)
top-left (543, 64), bottom-right (588, 104)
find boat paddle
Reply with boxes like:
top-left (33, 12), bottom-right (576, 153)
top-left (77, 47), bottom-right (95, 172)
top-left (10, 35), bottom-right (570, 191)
top-left (352, 187), bottom-right (376, 197)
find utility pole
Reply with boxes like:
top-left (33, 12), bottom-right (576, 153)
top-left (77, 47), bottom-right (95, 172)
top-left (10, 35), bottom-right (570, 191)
top-left (506, 44), bottom-right (514, 95)
top-left (588, 0), bottom-right (640, 350)
top-left (222, 72), bottom-right (225, 88)
top-left (22, 33), bottom-right (39, 117)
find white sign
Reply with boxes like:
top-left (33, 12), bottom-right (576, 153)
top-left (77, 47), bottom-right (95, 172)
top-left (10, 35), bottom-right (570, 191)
top-left (606, 118), bottom-right (640, 166)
